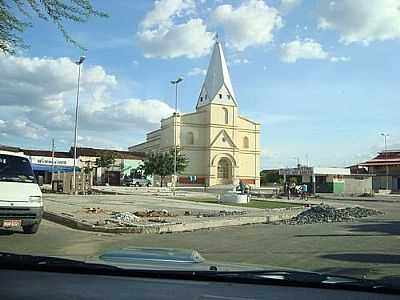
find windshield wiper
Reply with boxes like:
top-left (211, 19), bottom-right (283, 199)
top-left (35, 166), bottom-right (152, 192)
top-left (0, 252), bottom-right (398, 294)
top-left (210, 270), bottom-right (377, 287)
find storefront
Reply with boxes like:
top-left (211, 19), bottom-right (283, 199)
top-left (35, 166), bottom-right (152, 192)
top-left (74, 147), bottom-right (146, 186)
top-left (1, 145), bottom-right (146, 186)
top-left (359, 150), bottom-right (400, 193)
top-left (279, 166), bottom-right (373, 194)
top-left (25, 151), bottom-right (77, 185)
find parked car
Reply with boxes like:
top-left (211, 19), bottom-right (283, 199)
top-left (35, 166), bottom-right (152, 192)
top-left (0, 151), bottom-right (43, 234)
top-left (123, 177), bottom-right (151, 187)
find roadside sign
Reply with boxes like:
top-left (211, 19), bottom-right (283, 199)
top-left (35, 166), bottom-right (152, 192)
top-left (279, 167), bottom-right (313, 176)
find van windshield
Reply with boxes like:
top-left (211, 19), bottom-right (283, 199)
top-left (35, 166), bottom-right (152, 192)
top-left (0, 154), bottom-right (36, 183)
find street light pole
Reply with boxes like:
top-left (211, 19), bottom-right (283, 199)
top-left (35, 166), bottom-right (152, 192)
top-left (380, 133), bottom-right (389, 190)
top-left (72, 56), bottom-right (85, 195)
top-left (51, 138), bottom-right (55, 181)
top-left (170, 77), bottom-right (183, 196)
top-left (292, 157), bottom-right (300, 168)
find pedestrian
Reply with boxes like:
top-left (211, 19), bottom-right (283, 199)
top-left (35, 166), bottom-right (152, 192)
top-left (302, 183), bottom-right (308, 200)
top-left (244, 184), bottom-right (251, 203)
top-left (285, 182), bottom-right (290, 199)
top-left (290, 182), bottom-right (296, 197)
top-left (239, 180), bottom-right (245, 194)
top-left (296, 185), bottom-right (303, 199)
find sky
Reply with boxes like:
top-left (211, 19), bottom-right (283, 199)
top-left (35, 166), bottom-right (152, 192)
top-left (0, 0), bottom-right (399, 169)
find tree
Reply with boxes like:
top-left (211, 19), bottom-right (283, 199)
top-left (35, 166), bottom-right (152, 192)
top-left (260, 169), bottom-right (283, 186)
top-left (142, 148), bottom-right (188, 187)
top-left (0, 0), bottom-right (107, 55)
top-left (95, 154), bottom-right (115, 185)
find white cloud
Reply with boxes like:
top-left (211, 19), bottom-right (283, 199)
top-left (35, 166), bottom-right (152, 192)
top-left (186, 67), bottom-right (206, 76)
top-left (137, 0), bottom-right (214, 58)
top-left (0, 56), bottom-right (116, 107)
top-left (317, 0), bottom-right (400, 45)
top-left (140, 0), bottom-right (195, 29)
top-left (79, 98), bottom-right (174, 131)
top-left (280, 0), bottom-right (302, 14)
top-left (138, 19), bottom-right (214, 58)
top-left (0, 119), bottom-right (47, 140)
top-left (330, 56), bottom-right (351, 62)
top-left (210, 0), bottom-right (282, 51)
top-left (280, 39), bottom-right (329, 63)
top-left (231, 58), bottom-right (250, 65)
top-left (0, 55), bottom-right (174, 141)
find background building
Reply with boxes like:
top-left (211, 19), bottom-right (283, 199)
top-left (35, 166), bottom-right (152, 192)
top-left (279, 166), bottom-right (373, 194)
top-left (0, 144), bottom-right (145, 186)
top-left (24, 149), bottom-right (75, 185)
top-left (129, 41), bottom-right (261, 187)
top-left (359, 150), bottom-right (400, 193)
top-left (73, 147), bottom-right (144, 186)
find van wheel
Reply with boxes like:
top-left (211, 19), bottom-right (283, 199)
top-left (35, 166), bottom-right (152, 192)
top-left (22, 224), bottom-right (39, 234)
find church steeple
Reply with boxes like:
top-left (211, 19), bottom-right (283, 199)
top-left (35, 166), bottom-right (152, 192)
top-left (196, 40), bottom-right (238, 109)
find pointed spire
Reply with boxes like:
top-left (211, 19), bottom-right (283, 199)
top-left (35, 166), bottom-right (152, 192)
top-left (196, 40), bottom-right (237, 109)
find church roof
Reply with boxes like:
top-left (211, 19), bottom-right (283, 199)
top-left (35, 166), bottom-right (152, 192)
top-left (196, 41), bottom-right (237, 108)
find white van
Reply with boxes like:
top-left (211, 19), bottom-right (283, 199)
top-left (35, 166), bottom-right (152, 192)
top-left (0, 150), bottom-right (43, 234)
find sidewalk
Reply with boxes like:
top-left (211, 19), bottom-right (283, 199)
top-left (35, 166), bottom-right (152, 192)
top-left (42, 194), bottom-right (305, 234)
top-left (252, 195), bottom-right (375, 208)
top-left (317, 194), bottom-right (400, 203)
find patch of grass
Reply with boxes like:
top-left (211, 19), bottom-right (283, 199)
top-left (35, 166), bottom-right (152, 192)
top-left (172, 197), bottom-right (218, 203)
top-left (171, 197), bottom-right (301, 209)
top-left (237, 200), bottom-right (300, 209)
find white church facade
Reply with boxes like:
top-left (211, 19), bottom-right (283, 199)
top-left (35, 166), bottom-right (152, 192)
top-left (129, 41), bottom-right (261, 187)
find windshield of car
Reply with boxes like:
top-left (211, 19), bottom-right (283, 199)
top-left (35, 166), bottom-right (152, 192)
top-left (0, 155), bottom-right (36, 183)
top-left (0, 0), bottom-right (399, 291)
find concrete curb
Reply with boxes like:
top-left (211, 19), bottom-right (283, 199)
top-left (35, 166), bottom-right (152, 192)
top-left (317, 195), bottom-right (400, 203)
top-left (43, 209), bottom-right (303, 234)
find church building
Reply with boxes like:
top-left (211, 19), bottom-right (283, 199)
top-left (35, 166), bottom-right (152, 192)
top-left (129, 41), bottom-right (261, 187)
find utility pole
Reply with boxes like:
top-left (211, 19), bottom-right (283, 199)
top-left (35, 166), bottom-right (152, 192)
top-left (51, 138), bottom-right (55, 182)
top-left (292, 157), bottom-right (300, 168)
top-left (380, 133), bottom-right (389, 190)
top-left (72, 56), bottom-right (85, 195)
top-left (170, 77), bottom-right (183, 196)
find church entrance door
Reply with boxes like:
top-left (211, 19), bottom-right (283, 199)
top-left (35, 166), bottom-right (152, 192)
top-left (217, 158), bottom-right (232, 184)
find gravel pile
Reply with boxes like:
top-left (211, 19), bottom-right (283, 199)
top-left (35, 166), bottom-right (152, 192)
top-left (111, 212), bottom-right (141, 225)
top-left (280, 205), bottom-right (382, 225)
top-left (197, 210), bottom-right (247, 218)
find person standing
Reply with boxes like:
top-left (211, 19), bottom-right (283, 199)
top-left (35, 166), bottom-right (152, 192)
top-left (285, 182), bottom-right (290, 199)
top-left (302, 183), bottom-right (308, 200)
top-left (239, 180), bottom-right (245, 194)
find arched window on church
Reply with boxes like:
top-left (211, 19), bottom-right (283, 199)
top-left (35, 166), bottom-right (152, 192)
top-left (187, 132), bottom-right (194, 145)
top-left (222, 107), bottom-right (228, 124)
top-left (243, 136), bottom-right (249, 148)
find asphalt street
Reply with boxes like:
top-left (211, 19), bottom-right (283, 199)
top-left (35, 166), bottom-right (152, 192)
top-left (1, 198), bottom-right (399, 282)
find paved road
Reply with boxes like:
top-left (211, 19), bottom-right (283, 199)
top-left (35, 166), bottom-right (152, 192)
top-left (0, 198), bottom-right (399, 282)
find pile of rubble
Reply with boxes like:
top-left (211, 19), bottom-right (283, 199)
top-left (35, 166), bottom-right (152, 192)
top-left (183, 210), bottom-right (247, 218)
top-left (107, 210), bottom-right (174, 226)
top-left (279, 205), bottom-right (382, 225)
top-left (134, 209), bottom-right (172, 217)
top-left (110, 212), bottom-right (141, 225)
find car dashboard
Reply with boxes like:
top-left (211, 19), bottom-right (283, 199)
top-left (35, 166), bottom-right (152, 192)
top-left (0, 269), bottom-right (398, 300)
